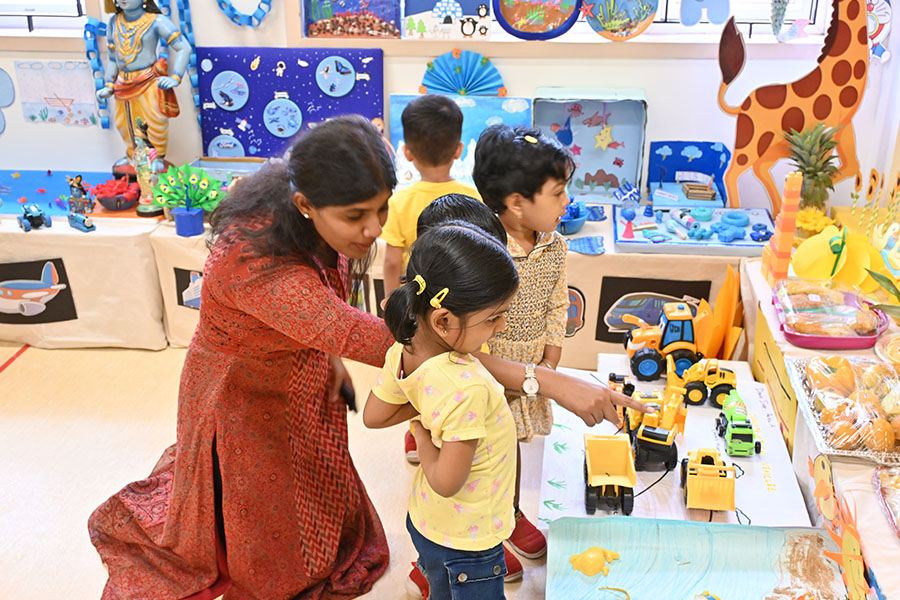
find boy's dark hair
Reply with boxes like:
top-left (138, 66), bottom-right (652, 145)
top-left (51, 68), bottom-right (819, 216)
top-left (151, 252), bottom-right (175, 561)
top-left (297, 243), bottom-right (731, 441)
top-left (210, 115), bottom-right (396, 284)
top-left (472, 124), bottom-right (575, 215)
top-left (384, 221), bottom-right (518, 346)
top-left (401, 94), bottom-right (464, 167)
top-left (417, 194), bottom-right (507, 246)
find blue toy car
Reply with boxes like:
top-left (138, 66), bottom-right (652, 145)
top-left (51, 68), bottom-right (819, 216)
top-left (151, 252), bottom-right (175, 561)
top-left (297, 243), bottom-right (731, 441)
top-left (17, 204), bottom-right (51, 232)
top-left (67, 212), bottom-right (96, 232)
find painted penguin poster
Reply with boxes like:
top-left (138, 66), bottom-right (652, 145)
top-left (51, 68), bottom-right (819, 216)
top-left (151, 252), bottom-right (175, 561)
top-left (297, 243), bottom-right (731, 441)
top-left (198, 47), bottom-right (384, 159)
top-left (0, 258), bottom-right (77, 325)
top-left (403, 0), bottom-right (492, 39)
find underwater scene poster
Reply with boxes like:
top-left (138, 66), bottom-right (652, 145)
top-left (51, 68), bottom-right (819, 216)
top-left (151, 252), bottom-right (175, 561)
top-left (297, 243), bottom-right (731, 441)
top-left (390, 94), bottom-right (532, 188)
top-left (584, 0), bottom-right (659, 41)
top-left (493, 0), bottom-right (580, 39)
top-left (198, 47), bottom-right (383, 159)
top-left (304, 0), bottom-right (401, 37)
top-left (403, 0), bottom-right (491, 39)
top-left (548, 517), bottom-right (849, 600)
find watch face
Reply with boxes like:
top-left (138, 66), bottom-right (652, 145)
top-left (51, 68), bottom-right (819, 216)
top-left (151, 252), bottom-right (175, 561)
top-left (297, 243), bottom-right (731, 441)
top-left (523, 378), bottom-right (540, 395)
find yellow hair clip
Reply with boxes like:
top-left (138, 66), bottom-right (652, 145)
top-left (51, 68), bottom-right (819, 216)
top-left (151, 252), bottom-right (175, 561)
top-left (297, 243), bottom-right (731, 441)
top-left (523, 135), bottom-right (538, 144)
top-left (413, 274), bottom-right (427, 295)
top-left (430, 288), bottom-right (449, 309)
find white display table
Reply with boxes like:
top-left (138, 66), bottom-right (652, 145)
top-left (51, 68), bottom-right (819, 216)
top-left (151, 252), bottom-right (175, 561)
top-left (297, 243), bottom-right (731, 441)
top-left (0, 216), bottom-right (166, 350)
top-left (537, 355), bottom-right (811, 529)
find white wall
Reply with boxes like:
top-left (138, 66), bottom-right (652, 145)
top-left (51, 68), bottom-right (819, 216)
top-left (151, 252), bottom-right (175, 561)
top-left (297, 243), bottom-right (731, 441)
top-left (1, 2), bottom-right (898, 211)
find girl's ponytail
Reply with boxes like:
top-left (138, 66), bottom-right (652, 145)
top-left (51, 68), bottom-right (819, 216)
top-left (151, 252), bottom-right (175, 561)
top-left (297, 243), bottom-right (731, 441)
top-left (384, 281), bottom-right (421, 345)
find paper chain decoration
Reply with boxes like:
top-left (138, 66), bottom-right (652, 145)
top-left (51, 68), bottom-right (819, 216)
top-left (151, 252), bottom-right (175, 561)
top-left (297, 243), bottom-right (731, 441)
top-left (215, 0), bottom-right (273, 27)
top-left (84, 0), bottom-right (200, 129)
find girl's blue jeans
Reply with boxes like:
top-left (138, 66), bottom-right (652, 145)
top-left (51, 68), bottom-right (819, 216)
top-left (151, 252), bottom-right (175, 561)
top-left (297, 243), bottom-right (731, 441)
top-left (406, 514), bottom-right (507, 600)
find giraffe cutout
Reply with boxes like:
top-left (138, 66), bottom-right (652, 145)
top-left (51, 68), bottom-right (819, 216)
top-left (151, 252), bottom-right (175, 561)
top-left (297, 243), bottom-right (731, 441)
top-left (717, 0), bottom-right (869, 215)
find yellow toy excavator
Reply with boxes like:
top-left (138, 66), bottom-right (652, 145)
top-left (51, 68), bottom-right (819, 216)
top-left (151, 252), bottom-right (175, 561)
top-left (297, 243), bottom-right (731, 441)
top-left (666, 354), bottom-right (737, 409)
top-left (624, 385), bottom-right (687, 471)
top-left (623, 302), bottom-right (701, 381)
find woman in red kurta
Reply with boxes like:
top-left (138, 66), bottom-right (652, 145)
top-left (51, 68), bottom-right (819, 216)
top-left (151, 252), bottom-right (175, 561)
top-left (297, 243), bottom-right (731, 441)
top-left (88, 116), bottom-right (644, 600)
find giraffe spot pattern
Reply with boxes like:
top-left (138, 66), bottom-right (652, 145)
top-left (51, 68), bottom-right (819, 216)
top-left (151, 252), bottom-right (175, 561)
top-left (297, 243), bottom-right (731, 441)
top-left (757, 131), bottom-right (775, 157)
top-left (781, 107), bottom-right (805, 135)
top-left (858, 25), bottom-right (868, 45)
top-left (756, 85), bottom-right (787, 109)
top-left (741, 97), bottom-right (752, 111)
top-left (791, 70), bottom-right (821, 99)
top-left (829, 22), bottom-right (852, 57)
top-left (737, 154), bottom-right (748, 166)
top-left (813, 95), bottom-right (832, 120)
top-left (736, 114), bottom-right (754, 149)
top-left (846, 0), bottom-right (860, 19)
top-left (840, 86), bottom-right (859, 108)
top-left (854, 59), bottom-right (866, 79)
top-left (832, 60), bottom-right (852, 86)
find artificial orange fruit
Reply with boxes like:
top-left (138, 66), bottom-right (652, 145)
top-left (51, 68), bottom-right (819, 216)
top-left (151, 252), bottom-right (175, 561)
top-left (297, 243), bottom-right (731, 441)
top-left (863, 418), bottom-right (895, 452)
top-left (830, 422), bottom-right (861, 450)
top-left (806, 356), bottom-right (857, 397)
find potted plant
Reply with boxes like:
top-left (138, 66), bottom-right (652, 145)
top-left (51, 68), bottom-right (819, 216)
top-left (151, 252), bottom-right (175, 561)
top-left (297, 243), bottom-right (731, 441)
top-left (153, 165), bottom-right (226, 237)
top-left (784, 123), bottom-right (840, 211)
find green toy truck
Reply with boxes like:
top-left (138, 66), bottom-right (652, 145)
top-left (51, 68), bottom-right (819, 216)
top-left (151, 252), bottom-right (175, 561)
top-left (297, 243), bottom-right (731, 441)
top-left (715, 390), bottom-right (762, 456)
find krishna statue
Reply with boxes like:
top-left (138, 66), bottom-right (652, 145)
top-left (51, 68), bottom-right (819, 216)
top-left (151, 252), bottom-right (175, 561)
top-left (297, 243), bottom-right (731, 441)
top-left (96, 0), bottom-right (190, 172)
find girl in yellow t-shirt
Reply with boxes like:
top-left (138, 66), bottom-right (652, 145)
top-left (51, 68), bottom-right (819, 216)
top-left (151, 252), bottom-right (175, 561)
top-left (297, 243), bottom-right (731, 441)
top-left (364, 222), bottom-right (519, 600)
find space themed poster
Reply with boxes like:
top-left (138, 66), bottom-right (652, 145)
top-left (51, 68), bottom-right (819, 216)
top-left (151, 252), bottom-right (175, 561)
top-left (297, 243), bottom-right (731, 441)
top-left (197, 47), bottom-right (384, 159)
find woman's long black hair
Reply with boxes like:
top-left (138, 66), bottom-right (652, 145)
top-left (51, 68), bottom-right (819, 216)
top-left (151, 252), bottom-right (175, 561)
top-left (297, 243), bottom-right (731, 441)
top-left (209, 115), bottom-right (397, 286)
top-left (384, 221), bottom-right (518, 346)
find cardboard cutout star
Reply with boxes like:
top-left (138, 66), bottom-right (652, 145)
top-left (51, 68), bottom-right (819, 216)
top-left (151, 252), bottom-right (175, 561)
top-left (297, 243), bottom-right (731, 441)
top-left (571, 144), bottom-right (582, 156)
top-left (579, 2), bottom-right (595, 18)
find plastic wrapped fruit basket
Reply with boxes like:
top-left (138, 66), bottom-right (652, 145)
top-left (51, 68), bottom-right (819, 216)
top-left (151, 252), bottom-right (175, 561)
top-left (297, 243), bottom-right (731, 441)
top-left (785, 355), bottom-right (900, 466)
top-left (772, 278), bottom-right (889, 350)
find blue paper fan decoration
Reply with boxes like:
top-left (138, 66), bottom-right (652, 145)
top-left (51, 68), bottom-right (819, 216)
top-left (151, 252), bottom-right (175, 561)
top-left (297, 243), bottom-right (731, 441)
top-left (420, 49), bottom-right (506, 97)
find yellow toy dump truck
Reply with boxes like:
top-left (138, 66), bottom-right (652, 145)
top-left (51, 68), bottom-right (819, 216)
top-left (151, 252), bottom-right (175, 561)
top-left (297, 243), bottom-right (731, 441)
top-left (666, 355), bottom-right (737, 409)
top-left (680, 448), bottom-right (736, 512)
top-left (623, 302), bottom-right (701, 381)
top-left (583, 433), bottom-right (637, 515)
top-left (624, 387), bottom-right (686, 471)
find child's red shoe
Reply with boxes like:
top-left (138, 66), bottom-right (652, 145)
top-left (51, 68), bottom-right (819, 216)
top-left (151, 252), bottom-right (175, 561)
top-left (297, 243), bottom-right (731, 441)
top-left (503, 544), bottom-right (523, 583)
top-left (404, 429), bottom-right (419, 464)
top-left (405, 562), bottom-right (429, 599)
top-left (507, 509), bottom-right (547, 559)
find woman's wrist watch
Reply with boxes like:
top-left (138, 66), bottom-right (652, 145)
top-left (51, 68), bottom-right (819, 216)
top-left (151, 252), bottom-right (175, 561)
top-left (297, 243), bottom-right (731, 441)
top-left (523, 363), bottom-right (539, 400)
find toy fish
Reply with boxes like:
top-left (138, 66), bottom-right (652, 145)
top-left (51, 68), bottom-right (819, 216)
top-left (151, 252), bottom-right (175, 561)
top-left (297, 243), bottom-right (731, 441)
top-left (36, 188), bottom-right (46, 194)
top-left (608, 141), bottom-right (626, 150)
top-left (17, 196), bottom-right (27, 203)
top-left (12, 172), bottom-right (20, 179)
top-left (582, 111), bottom-right (607, 127)
top-left (46, 170), bottom-right (52, 176)
top-left (613, 158), bottom-right (624, 168)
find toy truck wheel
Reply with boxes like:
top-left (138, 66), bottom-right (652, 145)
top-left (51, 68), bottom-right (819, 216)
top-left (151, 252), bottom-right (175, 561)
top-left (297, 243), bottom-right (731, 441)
top-left (633, 440), bottom-right (646, 470)
top-left (680, 458), bottom-right (688, 487)
top-left (709, 384), bottom-right (734, 409)
top-left (755, 441), bottom-right (762, 454)
top-left (665, 446), bottom-right (678, 471)
top-left (621, 487), bottom-right (634, 516)
top-left (716, 414), bottom-right (727, 437)
top-left (44, 214), bottom-right (52, 227)
top-left (669, 349), bottom-right (699, 377)
top-left (18, 216), bottom-right (31, 232)
top-left (684, 382), bottom-right (708, 405)
top-left (583, 460), bottom-right (596, 514)
top-left (631, 348), bottom-right (663, 381)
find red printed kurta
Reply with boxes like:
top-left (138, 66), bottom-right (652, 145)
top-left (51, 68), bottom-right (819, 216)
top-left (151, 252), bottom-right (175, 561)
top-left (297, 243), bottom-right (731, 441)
top-left (88, 228), bottom-right (394, 600)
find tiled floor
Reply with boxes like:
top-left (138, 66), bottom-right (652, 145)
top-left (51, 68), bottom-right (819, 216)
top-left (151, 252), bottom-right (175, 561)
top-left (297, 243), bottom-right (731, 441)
top-left (0, 342), bottom-right (546, 599)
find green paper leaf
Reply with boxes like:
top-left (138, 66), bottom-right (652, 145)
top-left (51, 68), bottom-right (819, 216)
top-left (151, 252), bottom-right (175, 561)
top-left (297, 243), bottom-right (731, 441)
top-left (866, 269), bottom-right (900, 302)
top-left (872, 303), bottom-right (900, 318)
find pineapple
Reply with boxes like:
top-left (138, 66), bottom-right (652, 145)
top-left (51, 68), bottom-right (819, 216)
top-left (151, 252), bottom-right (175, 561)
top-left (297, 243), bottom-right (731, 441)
top-left (771, 0), bottom-right (788, 36)
top-left (785, 123), bottom-right (841, 210)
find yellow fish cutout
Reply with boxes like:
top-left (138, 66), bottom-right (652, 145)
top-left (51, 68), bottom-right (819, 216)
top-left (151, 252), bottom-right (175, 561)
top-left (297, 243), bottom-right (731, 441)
top-left (250, 56), bottom-right (261, 71)
top-left (808, 454), bottom-right (836, 523)
top-left (824, 497), bottom-right (873, 600)
top-left (570, 546), bottom-right (620, 577)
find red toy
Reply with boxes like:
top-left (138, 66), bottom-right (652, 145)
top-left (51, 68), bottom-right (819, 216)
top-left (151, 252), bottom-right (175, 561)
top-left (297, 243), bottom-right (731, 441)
top-left (36, 188), bottom-right (46, 194)
top-left (17, 196), bottom-right (27, 203)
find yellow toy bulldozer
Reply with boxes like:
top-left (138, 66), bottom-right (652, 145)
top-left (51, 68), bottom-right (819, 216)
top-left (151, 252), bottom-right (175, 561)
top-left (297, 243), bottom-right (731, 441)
top-left (680, 448), bottom-right (736, 512)
top-left (583, 433), bottom-right (637, 515)
top-left (623, 302), bottom-right (701, 381)
top-left (666, 355), bottom-right (737, 409)
top-left (624, 386), bottom-right (686, 471)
